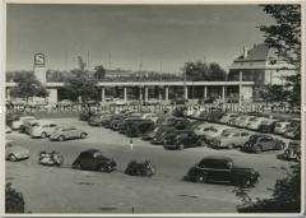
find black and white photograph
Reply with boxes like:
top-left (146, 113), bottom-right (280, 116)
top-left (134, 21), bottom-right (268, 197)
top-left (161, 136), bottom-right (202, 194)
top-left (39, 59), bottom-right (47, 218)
top-left (3, 2), bottom-right (304, 215)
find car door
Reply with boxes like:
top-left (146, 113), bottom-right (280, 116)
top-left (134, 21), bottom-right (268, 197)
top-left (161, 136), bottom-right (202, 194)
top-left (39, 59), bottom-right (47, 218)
top-left (46, 123), bottom-right (57, 135)
top-left (259, 136), bottom-right (274, 151)
top-left (68, 127), bottom-right (78, 139)
top-left (240, 132), bottom-right (250, 146)
top-left (206, 161), bottom-right (231, 182)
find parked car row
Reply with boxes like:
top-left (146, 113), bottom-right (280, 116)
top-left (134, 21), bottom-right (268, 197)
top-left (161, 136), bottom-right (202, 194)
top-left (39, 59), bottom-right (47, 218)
top-left (189, 111), bottom-right (300, 140)
top-left (5, 139), bottom-right (259, 188)
top-left (83, 109), bottom-right (298, 156)
top-left (7, 115), bottom-right (89, 142)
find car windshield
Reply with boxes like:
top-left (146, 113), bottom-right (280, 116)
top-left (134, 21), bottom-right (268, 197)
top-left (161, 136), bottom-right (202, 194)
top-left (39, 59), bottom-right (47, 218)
top-left (221, 131), bottom-right (231, 137)
top-left (249, 117), bottom-right (258, 121)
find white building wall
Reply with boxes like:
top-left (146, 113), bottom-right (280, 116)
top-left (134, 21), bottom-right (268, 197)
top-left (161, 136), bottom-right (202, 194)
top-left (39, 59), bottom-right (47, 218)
top-left (47, 88), bottom-right (58, 104)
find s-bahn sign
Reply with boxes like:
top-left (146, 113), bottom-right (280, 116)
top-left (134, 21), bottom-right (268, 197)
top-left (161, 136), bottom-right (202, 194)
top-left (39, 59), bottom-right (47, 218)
top-left (34, 53), bottom-right (46, 67)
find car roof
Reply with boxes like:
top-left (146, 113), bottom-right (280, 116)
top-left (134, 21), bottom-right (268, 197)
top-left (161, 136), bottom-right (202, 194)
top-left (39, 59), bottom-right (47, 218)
top-left (201, 155), bottom-right (233, 162)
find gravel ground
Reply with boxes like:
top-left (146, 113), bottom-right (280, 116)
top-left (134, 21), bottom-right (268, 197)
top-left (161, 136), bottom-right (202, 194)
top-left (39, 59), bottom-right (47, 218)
top-left (5, 118), bottom-right (295, 214)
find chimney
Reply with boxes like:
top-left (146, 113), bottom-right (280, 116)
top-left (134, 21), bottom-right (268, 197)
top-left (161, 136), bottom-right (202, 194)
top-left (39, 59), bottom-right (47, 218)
top-left (243, 46), bottom-right (248, 59)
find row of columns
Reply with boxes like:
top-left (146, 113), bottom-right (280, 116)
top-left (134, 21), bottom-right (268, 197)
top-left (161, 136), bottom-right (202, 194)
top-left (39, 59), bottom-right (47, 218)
top-left (100, 86), bottom-right (228, 103)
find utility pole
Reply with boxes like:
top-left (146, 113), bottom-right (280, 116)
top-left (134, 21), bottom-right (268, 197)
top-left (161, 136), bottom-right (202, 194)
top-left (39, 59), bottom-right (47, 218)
top-left (87, 51), bottom-right (90, 70)
top-left (108, 51), bottom-right (112, 69)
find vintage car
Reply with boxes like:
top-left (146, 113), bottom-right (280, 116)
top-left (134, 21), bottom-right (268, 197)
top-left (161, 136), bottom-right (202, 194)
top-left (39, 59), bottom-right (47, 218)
top-left (100, 115), bottom-right (116, 128)
top-left (6, 126), bottom-right (12, 134)
top-left (141, 126), bottom-right (163, 141)
top-left (163, 130), bottom-right (204, 150)
top-left (141, 113), bottom-right (159, 123)
top-left (199, 109), bottom-right (225, 122)
top-left (38, 151), bottom-right (64, 167)
top-left (242, 134), bottom-right (286, 153)
top-left (157, 116), bottom-right (190, 130)
top-left (184, 156), bottom-right (259, 187)
top-left (258, 119), bottom-right (278, 133)
top-left (125, 160), bottom-right (155, 177)
top-left (283, 122), bottom-right (301, 140)
top-left (11, 116), bottom-right (36, 131)
top-left (193, 123), bottom-right (215, 136)
top-left (210, 129), bottom-right (252, 149)
top-left (233, 116), bottom-right (256, 128)
top-left (5, 140), bottom-right (29, 162)
top-left (246, 117), bottom-right (268, 131)
top-left (219, 113), bottom-right (239, 124)
top-left (151, 126), bottom-right (176, 145)
top-left (88, 113), bottom-right (111, 126)
top-left (29, 120), bottom-right (58, 138)
top-left (49, 126), bottom-right (88, 141)
top-left (199, 125), bottom-right (232, 143)
top-left (274, 121), bottom-right (291, 135)
top-left (72, 149), bottom-right (117, 172)
top-left (124, 119), bottom-right (155, 137)
top-left (278, 140), bottom-right (301, 161)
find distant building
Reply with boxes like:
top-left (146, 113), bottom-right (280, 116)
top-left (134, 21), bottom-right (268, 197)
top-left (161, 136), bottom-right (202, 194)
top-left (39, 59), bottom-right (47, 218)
top-left (105, 69), bottom-right (136, 78)
top-left (228, 43), bottom-right (297, 86)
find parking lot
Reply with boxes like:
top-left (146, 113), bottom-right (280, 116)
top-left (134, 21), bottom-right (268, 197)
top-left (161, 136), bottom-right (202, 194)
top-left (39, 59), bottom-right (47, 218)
top-left (6, 117), bottom-right (295, 213)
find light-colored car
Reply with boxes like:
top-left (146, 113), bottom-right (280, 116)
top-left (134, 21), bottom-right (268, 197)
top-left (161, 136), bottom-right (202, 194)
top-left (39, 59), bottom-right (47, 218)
top-left (210, 129), bottom-right (252, 149)
top-left (274, 121), bottom-right (291, 135)
top-left (5, 140), bottom-right (29, 162)
top-left (234, 116), bottom-right (256, 128)
top-left (6, 126), bottom-right (12, 134)
top-left (200, 125), bottom-right (233, 143)
top-left (24, 119), bottom-right (41, 134)
top-left (11, 116), bottom-right (36, 130)
top-left (246, 117), bottom-right (269, 130)
top-left (30, 120), bottom-right (58, 138)
top-left (219, 113), bottom-right (239, 124)
top-left (49, 126), bottom-right (88, 141)
top-left (142, 113), bottom-right (159, 123)
top-left (193, 123), bottom-right (212, 136)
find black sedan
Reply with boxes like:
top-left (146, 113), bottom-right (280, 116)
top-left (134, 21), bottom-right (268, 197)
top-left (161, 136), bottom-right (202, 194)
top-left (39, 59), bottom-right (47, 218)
top-left (163, 130), bottom-right (204, 150)
top-left (72, 149), bottom-right (117, 173)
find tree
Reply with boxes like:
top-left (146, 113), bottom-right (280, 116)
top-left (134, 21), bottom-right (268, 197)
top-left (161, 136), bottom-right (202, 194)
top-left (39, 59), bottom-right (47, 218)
top-left (259, 84), bottom-right (290, 103)
top-left (63, 57), bottom-right (100, 102)
top-left (94, 65), bottom-right (106, 80)
top-left (234, 164), bottom-right (301, 213)
top-left (182, 60), bottom-right (226, 81)
top-left (260, 5), bottom-right (301, 105)
top-left (10, 71), bottom-right (48, 102)
top-left (233, 6), bottom-right (302, 212)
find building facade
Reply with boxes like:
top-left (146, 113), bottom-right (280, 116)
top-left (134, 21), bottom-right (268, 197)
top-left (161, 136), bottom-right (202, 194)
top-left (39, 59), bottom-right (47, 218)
top-left (228, 43), bottom-right (297, 86)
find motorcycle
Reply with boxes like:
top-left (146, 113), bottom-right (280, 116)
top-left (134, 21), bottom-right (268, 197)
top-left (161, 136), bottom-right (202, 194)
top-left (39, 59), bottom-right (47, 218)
top-left (38, 151), bottom-right (64, 167)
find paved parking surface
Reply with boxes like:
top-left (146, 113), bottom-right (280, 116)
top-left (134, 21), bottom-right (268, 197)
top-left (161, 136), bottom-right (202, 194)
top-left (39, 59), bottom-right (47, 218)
top-left (6, 118), bottom-right (295, 213)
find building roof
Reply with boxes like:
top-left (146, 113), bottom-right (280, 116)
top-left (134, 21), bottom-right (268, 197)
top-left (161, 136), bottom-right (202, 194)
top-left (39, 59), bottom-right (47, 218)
top-left (234, 44), bottom-right (270, 62)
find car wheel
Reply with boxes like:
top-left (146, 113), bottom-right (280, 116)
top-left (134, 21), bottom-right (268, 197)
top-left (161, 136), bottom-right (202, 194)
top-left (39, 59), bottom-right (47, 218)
top-left (254, 145), bottom-right (262, 154)
top-left (241, 177), bottom-right (252, 188)
top-left (8, 154), bottom-right (17, 162)
top-left (177, 144), bottom-right (184, 150)
top-left (279, 143), bottom-right (285, 150)
top-left (196, 173), bottom-right (208, 183)
top-left (80, 133), bottom-right (87, 139)
top-left (41, 132), bottom-right (47, 139)
top-left (296, 154), bottom-right (301, 162)
top-left (58, 135), bottom-right (65, 141)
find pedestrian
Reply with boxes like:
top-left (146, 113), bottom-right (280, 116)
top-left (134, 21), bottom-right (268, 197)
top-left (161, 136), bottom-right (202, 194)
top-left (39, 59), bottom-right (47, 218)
top-left (129, 138), bottom-right (134, 150)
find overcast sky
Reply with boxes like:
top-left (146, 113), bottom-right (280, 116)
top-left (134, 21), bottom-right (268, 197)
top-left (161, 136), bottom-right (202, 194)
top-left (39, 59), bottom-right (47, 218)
top-left (6, 4), bottom-right (274, 73)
